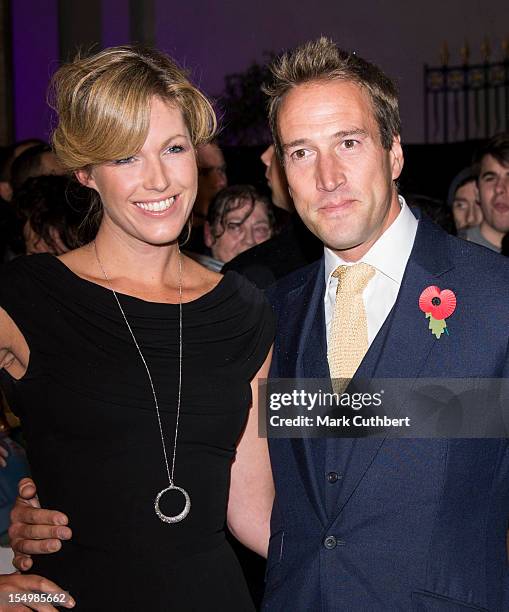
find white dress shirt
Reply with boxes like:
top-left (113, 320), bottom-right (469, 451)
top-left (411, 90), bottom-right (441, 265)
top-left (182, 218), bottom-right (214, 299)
top-left (324, 196), bottom-right (418, 349)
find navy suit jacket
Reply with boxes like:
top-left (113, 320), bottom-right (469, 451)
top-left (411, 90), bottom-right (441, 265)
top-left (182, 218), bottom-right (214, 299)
top-left (263, 215), bottom-right (509, 611)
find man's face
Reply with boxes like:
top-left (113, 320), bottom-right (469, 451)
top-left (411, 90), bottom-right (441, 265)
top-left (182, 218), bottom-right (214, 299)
top-left (39, 152), bottom-right (65, 177)
top-left (278, 80), bottom-right (403, 261)
top-left (451, 180), bottom-right (482, 231)
top-left (205, 199), bottom-right (272, 263)
top-left (260, 144), bottom-right (293, 211)
top-left (195, 143), bottom-right (227, 211)
top-left (477, 154), bottom-right (509, 234)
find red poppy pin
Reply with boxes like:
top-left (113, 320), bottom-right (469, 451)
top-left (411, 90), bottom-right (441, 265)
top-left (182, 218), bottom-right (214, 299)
top-left (418, 286), bottom-right (457, 339)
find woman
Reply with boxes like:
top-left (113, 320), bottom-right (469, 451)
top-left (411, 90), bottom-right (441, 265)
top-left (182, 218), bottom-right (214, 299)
top-left (188, 184), bottom-right (275, 271)
top-left (0, 46), bottom-right (274, 610)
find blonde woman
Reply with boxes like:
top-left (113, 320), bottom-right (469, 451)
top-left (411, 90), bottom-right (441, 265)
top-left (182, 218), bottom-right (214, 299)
top-left (0, 47), bottom-right (274, 611)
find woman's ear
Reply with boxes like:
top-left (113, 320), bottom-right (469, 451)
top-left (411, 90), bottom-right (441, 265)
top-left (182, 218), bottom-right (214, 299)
top-left (75, 168), bottom-right (97, 191)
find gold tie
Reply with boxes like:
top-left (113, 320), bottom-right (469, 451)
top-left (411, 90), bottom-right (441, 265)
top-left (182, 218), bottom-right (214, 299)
top-left (327, 263), bottom-right (375, 382)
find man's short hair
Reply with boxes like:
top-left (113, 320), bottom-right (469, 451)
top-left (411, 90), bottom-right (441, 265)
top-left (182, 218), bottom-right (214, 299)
top-left (446, 166), bottom-right (478, 207)
top-left (10, 143), bottom-right (53, 194)
top-left (473, 132), bottom-right (509, 171)
top-left (264, 36), bottom-right (401, 160)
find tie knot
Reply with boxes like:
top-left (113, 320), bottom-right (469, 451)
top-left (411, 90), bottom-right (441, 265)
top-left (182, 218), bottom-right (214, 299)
top-left (333, 263), bottom-right (375, 294)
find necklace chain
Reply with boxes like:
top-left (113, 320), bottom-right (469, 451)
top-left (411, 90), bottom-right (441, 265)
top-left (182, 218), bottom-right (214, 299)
top-left (93, 242), bottom-right (182, 487)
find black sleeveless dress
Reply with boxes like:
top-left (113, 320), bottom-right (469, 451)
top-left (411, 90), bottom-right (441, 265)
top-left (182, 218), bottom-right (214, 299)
top-left (0, 254), bottom-right (275, 611)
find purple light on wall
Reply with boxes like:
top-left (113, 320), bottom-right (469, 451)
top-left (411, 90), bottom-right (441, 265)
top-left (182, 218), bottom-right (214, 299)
top-left (101, 0), bottom-right (130, 47)
top-left (11, 0), bottom-right (59, 142)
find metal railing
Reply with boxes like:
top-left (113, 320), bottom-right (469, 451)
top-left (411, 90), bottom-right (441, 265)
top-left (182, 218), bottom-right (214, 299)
top-left (424, 41), bottom-right (509, 143)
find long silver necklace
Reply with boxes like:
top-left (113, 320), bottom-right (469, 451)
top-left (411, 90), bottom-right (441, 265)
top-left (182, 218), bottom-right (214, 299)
top-left (94, 242), bottom-right (191, 523)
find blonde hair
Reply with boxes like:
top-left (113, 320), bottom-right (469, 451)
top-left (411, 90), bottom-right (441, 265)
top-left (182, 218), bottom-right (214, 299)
top-left (264, 37), bottom-right (401, 160)
top-left (50, 45), bottom-right (217, 171)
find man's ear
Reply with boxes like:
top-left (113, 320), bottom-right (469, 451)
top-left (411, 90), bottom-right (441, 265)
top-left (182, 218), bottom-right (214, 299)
top-left (474, 182), bottom-right (481, 205)
top-left (0, 181), bottom-right (13, 202)
top-left (75, 168), bottom-right (97, 191)
top-left (203, 222), bottom-right (214, 248)
top-left (390, 136), bottom-right (404, 181)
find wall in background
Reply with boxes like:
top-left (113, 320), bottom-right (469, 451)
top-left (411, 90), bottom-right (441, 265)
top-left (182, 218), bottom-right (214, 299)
top-left (155, 0), bottom-right (508, 143)
top-left (11, 0), bottom-right (59, 141)
top-left (9, 0), bottom-right (509, 143)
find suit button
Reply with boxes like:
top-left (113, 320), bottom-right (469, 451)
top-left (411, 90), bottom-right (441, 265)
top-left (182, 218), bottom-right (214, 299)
top-left (324, 535), bottom-right (337, 550)
top-left (327, 471), bottom-right (340, 483)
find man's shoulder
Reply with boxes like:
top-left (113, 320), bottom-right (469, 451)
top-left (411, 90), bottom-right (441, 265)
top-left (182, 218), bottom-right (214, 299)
top-left (447, 232), bottom-right (509, 284)
top-left (265, 259), bottom-right (322, 306)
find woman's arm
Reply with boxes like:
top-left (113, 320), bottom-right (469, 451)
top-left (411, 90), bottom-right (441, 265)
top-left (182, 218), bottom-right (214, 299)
top-left (226, 348), bottom-right (274, 558)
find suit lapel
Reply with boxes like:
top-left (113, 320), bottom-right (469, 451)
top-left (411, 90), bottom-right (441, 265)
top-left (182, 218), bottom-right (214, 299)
top-left (278, 260), bottom-right (330, 526)
top-left (330, 215), bottom-right (455, 519)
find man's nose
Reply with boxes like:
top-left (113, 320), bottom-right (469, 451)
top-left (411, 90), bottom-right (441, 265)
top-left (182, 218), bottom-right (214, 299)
top-left (242, 227), bottom-right (256, 246)
top-left (494, 176), bottom-right (508, 194)
top-left (260, 145), bottom-right (274, 168)
top-left (214, 169), bottom-right (227, 190)
top-left (465, 205), bottom-right (476, 227)
top-left (316, 153), bottom-right (346, 192)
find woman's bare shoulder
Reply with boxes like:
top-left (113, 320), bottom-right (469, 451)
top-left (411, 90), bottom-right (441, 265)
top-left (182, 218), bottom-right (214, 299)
top-left (181, 255), bottom-right (223, 298)
top-left (57, 245), bottom-right (93, 276)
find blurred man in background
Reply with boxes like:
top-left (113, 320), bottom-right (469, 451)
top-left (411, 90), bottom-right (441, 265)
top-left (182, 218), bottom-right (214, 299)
top-left (222, 144), bottom-right (321, 287)
top-left (447, 167), bottom-right (482, 235)
top-left (466, 133), bottom-right (509, 252)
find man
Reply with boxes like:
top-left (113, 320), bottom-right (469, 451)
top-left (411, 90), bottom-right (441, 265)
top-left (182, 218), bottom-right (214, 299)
top-left (194, 140), bottom-right (228, 221)
top-left (10, 143), bottom-right (65, 196)
top-left (187, 140), bottom-right (228, 253)
top-left (465, 133), bottom-right (509, 252)
top-left (222, 144), bottom-right (322, 288)
top-left (260, 144), bottom-right (294, 213)
top-left (447, 166), bottom-right (483, 234)
top-left (7, 39), bottom-right (509, 611)
top-left (1, 140), bottom-right (46, 261)
top-left (0, 139), bottom-right (46, 203)
top-left (188, 184), bottom-right (274, 271)
top-left (259, 38), bottom-right (509, 610)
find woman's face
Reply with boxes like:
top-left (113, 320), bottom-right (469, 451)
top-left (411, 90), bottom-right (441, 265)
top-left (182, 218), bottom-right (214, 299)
top-left (205, 199), bottom-right (272, 263)
top-left (77, 97), bottom-right (197, 247)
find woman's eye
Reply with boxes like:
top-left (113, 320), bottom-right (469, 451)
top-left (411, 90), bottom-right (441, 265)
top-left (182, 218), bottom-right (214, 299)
top-left (114, 156), bottom-right (135, 165)
top-left (167, 145), bottom-right (185, 154)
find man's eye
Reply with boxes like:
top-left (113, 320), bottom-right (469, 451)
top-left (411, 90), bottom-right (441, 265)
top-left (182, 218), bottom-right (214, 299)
top-left (226, 222), bottom-right (242, 233)
top-left (343, 139), bottom-right (357, 149)
top-left (254, 226), bottom-right (271, 238)
top-left (291, 149), bottom-right (308, 160)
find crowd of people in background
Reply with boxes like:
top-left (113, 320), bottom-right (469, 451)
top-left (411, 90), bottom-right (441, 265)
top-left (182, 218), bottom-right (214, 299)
top-left (2, 130), bottom-right (509, 272)
top-left (0, 41), bottom-right (508, 609)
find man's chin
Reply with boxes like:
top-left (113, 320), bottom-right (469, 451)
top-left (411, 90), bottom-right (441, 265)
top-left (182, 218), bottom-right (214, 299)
top-left (323, 239), bottom-right (365, 255)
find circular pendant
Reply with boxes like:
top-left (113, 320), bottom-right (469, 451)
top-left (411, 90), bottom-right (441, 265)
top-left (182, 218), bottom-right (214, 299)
top-left (154, 485), bottom-right (191, 523)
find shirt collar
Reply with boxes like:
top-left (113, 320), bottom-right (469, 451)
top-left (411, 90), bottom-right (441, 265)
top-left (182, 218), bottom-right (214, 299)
top-left (324, 195), bottom-right (418, 287)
